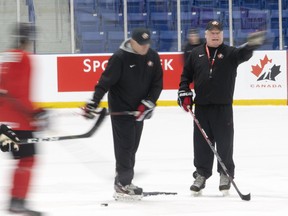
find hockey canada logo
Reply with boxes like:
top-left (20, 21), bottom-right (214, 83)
top-left (142, 33), bottom-right (149, 39)
top-left (251, 55), bottom-right (281, 81)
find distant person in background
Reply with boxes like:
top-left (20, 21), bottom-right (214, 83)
top-left (178, 20), bottom-right (265, 195)
top-left (0, 22), bottom-right (46, 216)
top-left (183, 29), bottom-right (204, 63)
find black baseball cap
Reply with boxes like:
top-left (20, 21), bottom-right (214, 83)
top-left (188, 29), bottom-right (199, 35)
top-left (132, 28), bottom-right (151, 45)
top-left (206, 20), bottom-right (223, 31)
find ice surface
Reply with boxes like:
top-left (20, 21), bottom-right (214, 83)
top-left (1, 106), bottom-right (288, 215)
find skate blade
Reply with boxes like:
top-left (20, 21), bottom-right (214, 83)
top-left (8, 211), bottom-right (42, 216)
top-left (113, 192), bottom-right (143, 201)
top-left (220, 189), bottom-right (230, 196)
top-left (191, 190), bottom-right (203, 197)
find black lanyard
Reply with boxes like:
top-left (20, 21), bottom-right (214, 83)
top-left (205, 45), bottom-right (218, 78)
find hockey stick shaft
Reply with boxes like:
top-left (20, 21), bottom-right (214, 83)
top-left (46, 109), bottom-right (137, 118)
top-left (188, 109), bottom-right (251, 201)
top-left (93, 110), bottom-right (139, 116)
top-left (19, 108), bottom-right (107, 144)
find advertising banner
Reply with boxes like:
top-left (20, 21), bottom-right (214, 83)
top-left (235, 51), bottom-right (287, 101)
top-left (57, 53), bottom-right (184, 92)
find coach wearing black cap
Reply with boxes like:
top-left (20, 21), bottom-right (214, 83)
top-left (129, 27), bottom-right (151, 55)
top-left (178, 20), bottom-right (265, 194)
top-left (83, 27), bottom-right (163, 200)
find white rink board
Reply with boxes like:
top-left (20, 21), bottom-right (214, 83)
top-left (30, 51), bottom-right (287, 104)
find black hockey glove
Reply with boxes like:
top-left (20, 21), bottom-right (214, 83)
top-left (82, 100), bottom-right (99, 119)
top-left (0, 124), bottom-right (20, 152)
top-left (177, 89), bottom-right (193, 112)
top-left (136, 99), bottom-right (155, 121)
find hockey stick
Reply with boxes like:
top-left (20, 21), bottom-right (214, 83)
top-left (19, 108), bottom-right (107, 144)
top-left (188, 108), bottom-right (251, 201)
top-left (143, 192), bottom-right (178, 197)
top-left (93, 110), bottom-right (139, 116)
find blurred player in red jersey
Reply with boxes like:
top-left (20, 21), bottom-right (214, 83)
top-left (0, 22), bottom-right (45, 216)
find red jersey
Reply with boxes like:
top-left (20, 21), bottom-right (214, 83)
top-left (0, 49), bottom-right (37, 130)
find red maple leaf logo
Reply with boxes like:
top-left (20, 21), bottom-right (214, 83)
top-left (251, 55), bottom-right (272, 77)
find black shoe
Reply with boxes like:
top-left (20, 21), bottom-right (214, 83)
top-left (219, 173), bottom-right (231, 191)
top-left (114, 182), bottom-right (143, 195)
top-left (190, 174), bottom-right (206, 192)
top-left (8, 198), bottom-right (42, 216)
top-left (113, 182), bottom-right (143, 200)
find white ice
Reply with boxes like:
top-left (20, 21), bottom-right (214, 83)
top-left (1, 106), bottom-right (288, 215)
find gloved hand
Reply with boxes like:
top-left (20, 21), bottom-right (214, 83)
top-left (177, 89), bottom-right (193, 112)
top-left (247, 31), bottom-right (266, 46)
top-left (82, 100), bottom-right (99, 119)
top-left (32, 108), bottom-right (49, 130)
top-left (0, 124), bottom-right (20, 152)
top-left (136, 99), bottom-right (155, 121)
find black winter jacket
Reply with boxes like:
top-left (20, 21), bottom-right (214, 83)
top-left (92, 39), bottom-right (163, 111)
top-left (179, 43), bottom-right (256, 105)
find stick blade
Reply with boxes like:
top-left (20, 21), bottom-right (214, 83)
top-left (241, 193), bottom-right (251, 201)
top-left (81, 107), bottom-right (107, 138)
top-left (143, 192), bottom-right (178, 197)
top-left (19, 108), bottom-right (107, 144)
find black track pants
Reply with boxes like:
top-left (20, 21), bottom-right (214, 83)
top-left (193, 104), bottom-right (235, 179)
top-left (111, 115), bottom-right (143, 186)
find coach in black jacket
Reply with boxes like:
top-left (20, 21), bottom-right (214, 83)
top-left (84, 28), bottom-right (163, 199)
top-left (178, 20), bottom-right (265, 193)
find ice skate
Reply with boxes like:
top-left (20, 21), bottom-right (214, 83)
top-left (219, 173), bottom-right (231, 196)
top-left (190, 174), bottom-right (206, 195)
top-left (113, 182), bottom-right (143, 201)
top-left (8, 198), bottom-right (42, 216)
